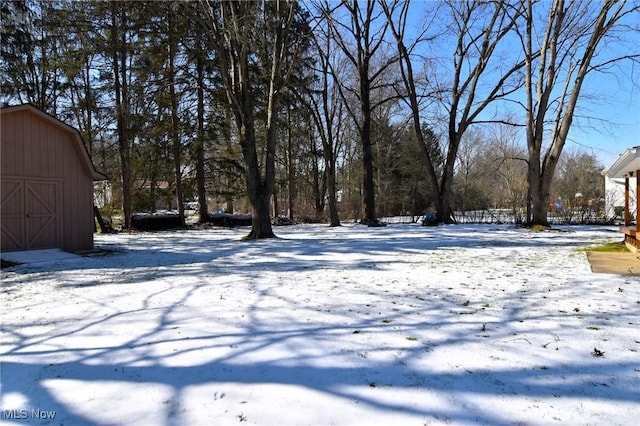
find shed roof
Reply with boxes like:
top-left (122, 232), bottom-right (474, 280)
top-left (603, 146), bottom-right (640, 179)
top-left (0, 104), bottom-right (107, 181)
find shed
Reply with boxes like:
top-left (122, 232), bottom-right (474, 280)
top-left (1, 104), bottom-right (106, 253)
top-left (603, 146), bottom-right (640, 251)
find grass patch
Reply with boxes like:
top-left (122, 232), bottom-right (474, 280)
top-left (530, 224), bottom-right (552, 231)
top-left (588, 241), bottom-right (629, 253)
top-left (520, 224), bottom-right (568, 232)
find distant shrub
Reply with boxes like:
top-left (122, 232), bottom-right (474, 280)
top-left (131, 213), bottom-right (183, 231)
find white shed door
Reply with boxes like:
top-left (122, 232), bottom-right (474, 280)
top-left (1, 178), bottom-right (61, 251)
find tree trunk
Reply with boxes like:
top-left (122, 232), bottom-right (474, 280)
top-left (528, 160), bottom-right (549, 226)
top-left (309, 131), bottom-right (325, 220)
top-left (360, 88), bottom-right (377, 223)
top-left (327, 161), bottom-right (340, 227)
top-left (168, 10), bottom-right (185, 227)
top-left (241, 114), bottom-right (275, 239)
top-left (111, 2), bottom-right (131, 230)
top-left (529, 151), bottom-right (561, 226)
top-left (287, 110), bottom-right (295, 220)
top-left (245, 191), bottom-right (275, 240)
top-left (437, 128), bottom-right (460, 224)
top-left (273, 187), bottom-right (279, 219)
top-left (242, 155), bottom-right (275, 239)
top-left (94, 205), bottom-right (108, 233)
top-left (195, 28), bottom-right (208, 223)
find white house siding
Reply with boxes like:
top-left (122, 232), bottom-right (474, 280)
top-left (605, 176), bottom-right (637, 221)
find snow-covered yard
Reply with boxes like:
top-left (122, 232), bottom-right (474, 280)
top-left (1, 224), bottom-right (638, 425)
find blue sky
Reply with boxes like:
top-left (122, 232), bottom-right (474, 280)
top-left (568, 61), bottom-right (639, 167)
top-left (402, 0), bottom-right (640, 169)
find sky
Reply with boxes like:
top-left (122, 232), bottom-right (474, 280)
top-left (403, 0), bottom-right (640, 168)
top-left (569, 62), bottom-right (640, 167)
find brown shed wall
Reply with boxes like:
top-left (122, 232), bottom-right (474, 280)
top-left (1, 106), bottom-right (101, 253)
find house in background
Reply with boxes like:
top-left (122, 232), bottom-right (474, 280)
top-left (1, 104), bottom-right (106, 253)
top-left (603, 146), bottom-right (640, 251)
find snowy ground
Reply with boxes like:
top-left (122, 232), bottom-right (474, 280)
top-left (1, 224), bottom-right (638, 426)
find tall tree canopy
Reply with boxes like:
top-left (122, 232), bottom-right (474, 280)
top-left (1, 0), bottom-right (637, 230)
top-left (203, 0), bottom-right (311, 238)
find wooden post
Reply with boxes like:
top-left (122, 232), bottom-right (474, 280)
top-left (624, 177), bottom-right (630, 226)
top-left (636, 170), bottom-right (639, 246)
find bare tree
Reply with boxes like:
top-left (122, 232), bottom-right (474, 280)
top-left (486, 124), bottom-right (528, 220)
top-left (383, 0), bottom-right (527, 223)
top-left (381, 0), bottom-right (442, 217)
top-left (551, 149), bottom-right (605, 223)
top-left (204, 0), bottom-right (308, 239)
top-left (452, 129), bottom-right (488, 213)
top-left (518, 0), bottom-right (640, 226)
top-left (303, 19), bottom-right (348, 226)
top-left (323, 0), bottom-right (398, 226)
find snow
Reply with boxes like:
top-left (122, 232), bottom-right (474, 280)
top-left (1, 249), bottom-right (81, 265)
top-left (1, 224), bottom-right (638, 425)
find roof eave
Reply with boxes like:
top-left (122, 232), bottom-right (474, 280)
top-left (603, 146), bottom-right (640, 178)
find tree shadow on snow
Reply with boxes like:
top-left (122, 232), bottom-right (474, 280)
top-left (2, 224), bottom-right (607, 285)
top-left (2, 268), bottom-right (638, 425)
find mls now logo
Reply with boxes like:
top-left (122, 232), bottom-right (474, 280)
top-left (3, 409), bottom-right (57, 420)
